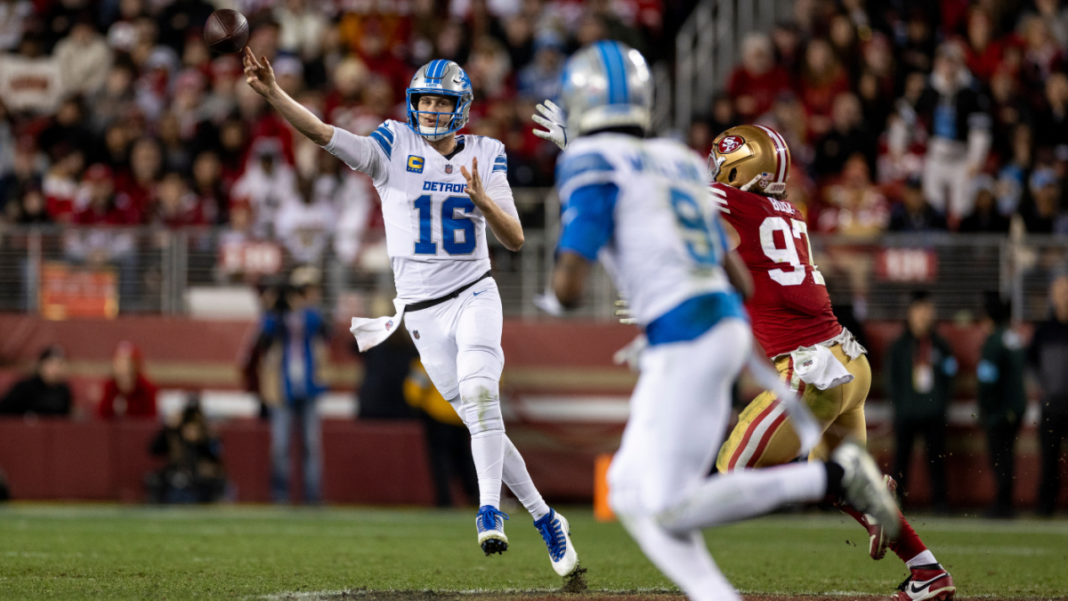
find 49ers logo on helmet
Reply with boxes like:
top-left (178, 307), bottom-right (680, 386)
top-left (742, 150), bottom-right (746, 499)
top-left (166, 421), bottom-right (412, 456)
top-left (717, 135), bottom-right (745, 154)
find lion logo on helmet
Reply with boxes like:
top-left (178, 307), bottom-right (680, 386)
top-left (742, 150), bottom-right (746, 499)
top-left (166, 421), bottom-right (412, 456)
top-left (717, 135), bottom-right (745, 154)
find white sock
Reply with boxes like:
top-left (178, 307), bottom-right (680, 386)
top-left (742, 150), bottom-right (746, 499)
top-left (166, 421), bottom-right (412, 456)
top-left (619, 513), bottom-right (741, 601)
top-left (502, 435), bottom-right (550, 520)
top-left (906, 550), bottom-right (938, 568)
top-left (660, 462), bottom-right (827, 532)
top-left (470, 431), bottom-right (504, 508)
top-left (457, 378), bottom-right (506, 510)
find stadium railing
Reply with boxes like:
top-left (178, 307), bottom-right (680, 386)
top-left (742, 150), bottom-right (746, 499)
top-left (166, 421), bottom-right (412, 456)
top-left (1, 220), bottom-right (1064, 322)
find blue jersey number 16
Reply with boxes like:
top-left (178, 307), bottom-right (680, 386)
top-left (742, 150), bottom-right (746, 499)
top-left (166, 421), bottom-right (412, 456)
top-left (414, 195), bottom-right (477, 255)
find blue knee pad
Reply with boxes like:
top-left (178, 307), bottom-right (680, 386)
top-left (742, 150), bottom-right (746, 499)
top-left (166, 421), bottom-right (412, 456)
top-left (458, 377), bottom-right (504, 437)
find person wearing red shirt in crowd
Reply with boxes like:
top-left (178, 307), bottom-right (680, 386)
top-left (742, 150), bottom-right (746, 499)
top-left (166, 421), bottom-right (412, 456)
top-left (74, 164), bottom-right (140, 225)
top-left (98, 341), bottom-right (158, 419)
top-left (798, 38), bottom-right (851, 138)
top-left (43, 148), bottom-right (84, 223)
top-left (113, 137), bottom-right (162, 219)
top-left (727, 33), bottom-right (792, 122)
top-left (962, 8), bottom-right (1007, 84)
top-left (152, 171), bottom-right (208, 228)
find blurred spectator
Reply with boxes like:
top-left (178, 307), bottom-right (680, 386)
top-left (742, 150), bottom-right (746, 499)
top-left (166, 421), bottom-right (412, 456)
top-left (152, 170), bottom-right (207, 228)
top-left (404, 360), bottom-right (478, 508)
top-left (1023, 0), bottom-right (1068, 48)
top-left (816, 154), bottom-right (889, 237)
top-left (798, 38), bottom-right (850, 136)
top-left (231, 137), bottom-right (299, 238)
top-left (355, 323), bottom-right (419, 420)
top-left (190, 150), bottom-right (227, 225)
top-left (959, 176), bottom-right (1010, 234)
top-left (1021, 168), bottom-right (1068, 234)
top-left (0, 137), bottom-right (45, 218)
top-left (54, 15), bottom-right (112, 96)
top-left (889, 174), bottom-right (949, 232)
top-left (1028, 274), bottom-right (1068, 516)
top-left (0, 346), bottom-right (73, 416)
top-left (89, 61), bottom-right (137, 134)
top-left (253, 271), bottom-right (329, 504)
top-left (1036, 73), bottom-right (1068, 158)
top-left (727, 34), bottom-right (791, 123)
top-left (706, 92), bottom-right (738, 136)
top-left (770, 21), bottom-right (802, 78)
top-left (1018, 16), bottom-right (1064, 104)
top-left (38, 96), bottom-right (98, 163)
top-left (963, 7), bottom-right (1005, 84)
top-left (897, 43), bottom-right (991, 225)
top-left (517, 31), bottom-right (565, 101)
top-left (995, 124), bottom-right (1034, 217)
top-left (98, 341), bottom-right (158, 419)
top-left (886, 290), bottom-right (957, 513)
top-left (73, 164), bottom-right (139, 225)
top-left (977, 292), bottom-right (1026, 519)
top-left (114, 136), bottom-right (162, 219)
top-left (0, 0), bottom-right (33, 52)
top-left (145, 396), bottom-right (227, 504)
top-left (812, 92), bottom-right (877, 180)
top-left (43, 148), bottom-right (84, 223)
top-left (10, 185), bottom-right (52, 225)
top-left (274, 0), bottom-right (328, 62)
top-left (156, 0), bottom-right (214, 53)
top-left (276, 175), bottom-right (336, 265)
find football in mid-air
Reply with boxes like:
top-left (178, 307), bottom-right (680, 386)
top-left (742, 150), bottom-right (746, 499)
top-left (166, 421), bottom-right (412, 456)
top-left (204, 9), bottom-right (249, 54)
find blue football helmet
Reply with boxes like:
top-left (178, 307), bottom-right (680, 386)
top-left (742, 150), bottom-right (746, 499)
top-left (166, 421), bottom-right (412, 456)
top-left (560, 40), bottom-right (653, 136)
top-left (406, 59), bottom-right (473, 141)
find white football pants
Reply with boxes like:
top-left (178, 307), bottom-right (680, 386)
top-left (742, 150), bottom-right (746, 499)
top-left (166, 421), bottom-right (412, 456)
top-left (404, 278), bottom-right (548, 518)
top-left (608, 318), bottom-right (828, 601)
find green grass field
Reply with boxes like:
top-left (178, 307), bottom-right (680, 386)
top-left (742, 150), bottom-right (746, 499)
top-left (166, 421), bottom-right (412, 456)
top-left (1, 504), bottom-right (1066, 600)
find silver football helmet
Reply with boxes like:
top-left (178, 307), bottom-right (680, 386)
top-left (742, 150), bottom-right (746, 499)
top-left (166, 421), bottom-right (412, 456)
top-left (560, 40), bottom-right (653, 136)
top-left (406, 59), bottom-right (474, 141)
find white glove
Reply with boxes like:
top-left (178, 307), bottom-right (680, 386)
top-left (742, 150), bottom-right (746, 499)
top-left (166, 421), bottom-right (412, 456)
top-left (613, 334), bottom-right (647, 373)
top-left (614, 297), bottom-right (637, 325)
top-left (745, 353), bottom-right (822, 454)
top-left (532, 99), bottom-right (568, 150)
top-left (533, 289), bottom-right (566, 316)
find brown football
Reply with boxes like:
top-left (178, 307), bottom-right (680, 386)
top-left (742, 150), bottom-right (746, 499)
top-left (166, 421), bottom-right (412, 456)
top-left (204, 9), bottom-right (249, 54)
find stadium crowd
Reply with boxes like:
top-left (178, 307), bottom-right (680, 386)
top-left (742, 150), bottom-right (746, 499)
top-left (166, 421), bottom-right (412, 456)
top-left (0, 0), bottom-right (672, 250)
top-left (692, 0), bottom-right (1068, 235)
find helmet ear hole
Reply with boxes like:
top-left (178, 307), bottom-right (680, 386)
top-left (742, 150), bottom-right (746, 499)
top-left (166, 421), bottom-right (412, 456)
top-left (728, 168), bottom-right (738, 183)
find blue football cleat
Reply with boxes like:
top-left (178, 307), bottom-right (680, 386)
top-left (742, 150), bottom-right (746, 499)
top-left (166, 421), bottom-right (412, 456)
top-left (533, 508), bottom-right (579, 576)
top-left (476, 505), bottom-right (509, 555)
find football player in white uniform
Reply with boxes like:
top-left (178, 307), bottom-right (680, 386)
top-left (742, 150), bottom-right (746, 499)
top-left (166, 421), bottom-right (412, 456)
top-left (541, 41), bottom-right (899, 601)
top-left (242, 49), bottom-right (578, 577)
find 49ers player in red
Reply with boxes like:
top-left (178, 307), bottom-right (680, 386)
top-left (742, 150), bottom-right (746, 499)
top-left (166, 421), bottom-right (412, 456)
top-left (708, 125), bottom-right (955, 601)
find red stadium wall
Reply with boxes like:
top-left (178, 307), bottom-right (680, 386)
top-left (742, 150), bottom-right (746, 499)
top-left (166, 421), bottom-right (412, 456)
top-left (0, 314), bottom-right (1064, 509)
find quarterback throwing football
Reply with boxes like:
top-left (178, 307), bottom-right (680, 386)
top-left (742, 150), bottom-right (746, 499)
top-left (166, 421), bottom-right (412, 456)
top-left (243, 48), bottom-right (578, 577)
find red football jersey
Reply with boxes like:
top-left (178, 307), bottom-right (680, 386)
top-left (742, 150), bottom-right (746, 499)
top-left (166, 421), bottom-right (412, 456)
top-left (711, 182), bottom-right (842, 358)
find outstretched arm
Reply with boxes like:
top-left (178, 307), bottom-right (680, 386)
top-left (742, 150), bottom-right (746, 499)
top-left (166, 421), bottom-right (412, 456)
top-left (243, 48), bottom-right (333, 146)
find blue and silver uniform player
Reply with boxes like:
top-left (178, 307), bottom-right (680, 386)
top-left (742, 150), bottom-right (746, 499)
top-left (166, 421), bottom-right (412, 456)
top-left (539, 40), bottom-right (899, 601)
top-left (240, 49), bottom-right (577, 576)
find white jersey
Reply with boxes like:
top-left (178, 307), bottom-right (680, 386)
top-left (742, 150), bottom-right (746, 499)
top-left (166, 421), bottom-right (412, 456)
top-left (556, 134), bottom-right (742, 332)
top-left (323, 119), bottom-right (519, 302)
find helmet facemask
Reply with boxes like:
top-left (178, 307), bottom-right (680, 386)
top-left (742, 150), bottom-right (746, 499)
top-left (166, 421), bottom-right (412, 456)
top-left (408, 91), bottom-right (468, 141)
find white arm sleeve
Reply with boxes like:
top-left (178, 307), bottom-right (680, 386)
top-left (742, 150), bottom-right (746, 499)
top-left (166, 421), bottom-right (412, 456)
top-left (321, 127), bottom-right (389, 186)
top-left (485, 172), bottom-right (520, 221)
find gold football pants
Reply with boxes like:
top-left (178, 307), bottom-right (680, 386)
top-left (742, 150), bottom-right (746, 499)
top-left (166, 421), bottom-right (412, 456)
top-left (716, 344), bottom-right (871, 471)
